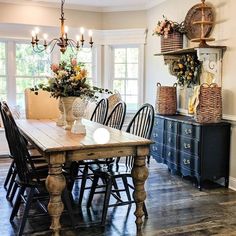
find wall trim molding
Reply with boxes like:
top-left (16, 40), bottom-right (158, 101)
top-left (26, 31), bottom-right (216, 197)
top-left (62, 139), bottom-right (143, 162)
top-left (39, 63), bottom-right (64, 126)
top-left (223, 114), bottom-right (236, 122)
top-left (229, 176), bottom-right (236, 191)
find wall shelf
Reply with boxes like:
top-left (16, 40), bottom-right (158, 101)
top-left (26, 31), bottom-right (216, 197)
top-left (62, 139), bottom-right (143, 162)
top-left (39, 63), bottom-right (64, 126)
top-left (154, 46), bottom-right (227, 85)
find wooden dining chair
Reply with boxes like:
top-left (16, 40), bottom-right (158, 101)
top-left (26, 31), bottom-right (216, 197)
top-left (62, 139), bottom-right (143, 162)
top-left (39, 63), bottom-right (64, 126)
top-left (86, 103), bottom-right (154, 225)
top-left (0, 102), bottom-right (47, 204)
top-left (0, 102), bottom-right (75, 236)
top-left (77, 101), bottom-right (126, 205)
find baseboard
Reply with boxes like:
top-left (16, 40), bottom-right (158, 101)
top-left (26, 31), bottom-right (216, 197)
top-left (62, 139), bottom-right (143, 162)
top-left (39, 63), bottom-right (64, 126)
top-left (229, 176), bottom-right (236, 191)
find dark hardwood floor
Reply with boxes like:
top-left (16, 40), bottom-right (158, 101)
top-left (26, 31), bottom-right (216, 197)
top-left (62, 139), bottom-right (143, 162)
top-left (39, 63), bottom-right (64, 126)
top-left (1, 157), bottom-right (236, 236)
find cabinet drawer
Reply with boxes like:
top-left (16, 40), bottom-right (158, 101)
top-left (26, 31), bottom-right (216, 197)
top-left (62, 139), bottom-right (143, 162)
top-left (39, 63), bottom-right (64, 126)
top-left (165, 120), bottom-right (178, 133)
top-left (179, 151), bottom-right (199, 173)
top-left (164, 146), bottom-right (178, 165)
top-left (151, 128), bottom-right (164, 144)
top-left (151, 143), bottom-right (163, 163)
top-left (153, 117), bottom-right (164, 130)
top-left (164, 132), bottom-right (177, 149)
top-left (179, 123), bottom-right (200, 139)
top-left (179, 136), bottom-right (199, 156)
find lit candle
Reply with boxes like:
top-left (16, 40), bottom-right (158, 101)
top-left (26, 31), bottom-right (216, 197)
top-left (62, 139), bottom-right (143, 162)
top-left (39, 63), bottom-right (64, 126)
top-left (80, 27), bottom-right (84, 42)
top-left (43, 33), bottom-right (48, 47)
top-left (65, 26), bottom-right (68, 37)
top-left (88, 30), bottom-right (93, 43)
top-left (76, 35), bottom-right (80, 42)
top-left (31, 30), bottom-right (36, 38)
top-left (34, 27), bottom-right (40, 35)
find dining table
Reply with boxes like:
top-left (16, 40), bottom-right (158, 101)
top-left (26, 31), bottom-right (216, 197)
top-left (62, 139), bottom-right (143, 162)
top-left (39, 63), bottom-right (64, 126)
top-left (16, 118), bottom-right (153, 236)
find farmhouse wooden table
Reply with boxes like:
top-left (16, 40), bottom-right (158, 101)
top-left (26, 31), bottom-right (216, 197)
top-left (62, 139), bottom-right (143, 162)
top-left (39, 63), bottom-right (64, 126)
top-left (16, 119), bottom-right (153, 236)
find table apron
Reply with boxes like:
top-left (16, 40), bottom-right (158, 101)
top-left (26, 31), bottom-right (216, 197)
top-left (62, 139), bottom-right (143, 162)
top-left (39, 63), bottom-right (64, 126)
top-left (66, 146), bottom-right (137, 162)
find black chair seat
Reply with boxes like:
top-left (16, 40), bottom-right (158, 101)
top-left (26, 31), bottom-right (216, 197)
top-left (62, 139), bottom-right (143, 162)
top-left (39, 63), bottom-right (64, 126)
top-left (90, 163), bottom-right (131, 177)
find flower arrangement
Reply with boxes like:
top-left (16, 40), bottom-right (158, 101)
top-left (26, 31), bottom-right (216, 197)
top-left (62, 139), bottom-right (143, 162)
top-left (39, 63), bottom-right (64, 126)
top-left (173, 54), bottom-right (202, 87)
top-left (153, 15), bottom-right (185, 38)
top-left (31, 59), bottom-right (112, 99)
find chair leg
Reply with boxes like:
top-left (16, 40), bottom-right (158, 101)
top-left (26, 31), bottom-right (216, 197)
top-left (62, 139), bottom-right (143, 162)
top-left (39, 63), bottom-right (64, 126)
top-left (143, 202), bottom-right (148, 219)
top-left (9, 181), bottom-right (18, 204)
top-left (101, 177), bottom-right (112, 226)
top-left (6, 170), bottom-right (17, 200)
top-left (10, 186), bottom-right (25, 222)
top-left (18, 187), bottom-right (35, 236)
top-left (4, 160), bottom-right (14, 190)
top-left (62, 189), bottom-right (76, 228)
top-left (112, 178), bottom-right (121, 198)
top-left (122, 176), bottom-right (132, 202)
top-left (87, 175), bottom-right (99, 208)
top-left (78, 164), bottom-right (89, 205)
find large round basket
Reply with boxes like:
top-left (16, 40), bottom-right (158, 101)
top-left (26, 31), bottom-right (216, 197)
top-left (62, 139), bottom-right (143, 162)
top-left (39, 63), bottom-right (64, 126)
top-left (155, 83), bottom-right (177, 115)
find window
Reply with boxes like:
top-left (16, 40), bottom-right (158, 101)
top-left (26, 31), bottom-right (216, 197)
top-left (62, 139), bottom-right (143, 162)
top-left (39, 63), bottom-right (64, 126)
top-left (112, 46), bottom-right (139, 111)
top-left (15, 43), bottom-right (51, 109)
top-left (61, 47), bottom-right (94, 85)
top-left (0, 42), bottom-right (7, 101)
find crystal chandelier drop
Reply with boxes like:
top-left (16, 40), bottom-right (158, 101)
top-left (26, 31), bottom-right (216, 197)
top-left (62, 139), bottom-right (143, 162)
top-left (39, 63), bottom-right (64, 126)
top-left (31, 0), bottom-right (93, 54)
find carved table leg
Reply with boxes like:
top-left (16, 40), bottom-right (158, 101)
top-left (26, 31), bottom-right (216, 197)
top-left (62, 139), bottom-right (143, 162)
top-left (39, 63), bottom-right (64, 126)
top-left (131, 146), bottom-right (149, 235)
top-left (46, 153), bottom-right (66, 236)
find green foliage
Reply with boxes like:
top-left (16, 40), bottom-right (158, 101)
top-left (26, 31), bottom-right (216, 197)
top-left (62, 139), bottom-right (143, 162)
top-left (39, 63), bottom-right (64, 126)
top-left (31, 59), bottom-right (112, 100)
top-left (173, 54), bottom-right (202, 87)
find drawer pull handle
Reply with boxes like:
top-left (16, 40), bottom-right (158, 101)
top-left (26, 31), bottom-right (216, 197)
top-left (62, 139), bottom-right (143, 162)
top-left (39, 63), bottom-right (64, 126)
top-left (153, 133), bottom-right (158, 138)
top-left (184, 128), bottom-right (192, 135)
top-left (168, 152), bottom-right (171, 157)
top-left (183, 159), bottom-right (190, 165)
top-left (184, 143), bottom-right (191, 149)
top-left (169, 124), bottom-right (173, 129)
top-left (168, 137), bottom-right (172, 143)
top-left (153, 146), bottom-right (158, 151)
top-left (155, 121), bottom-right (159, 126)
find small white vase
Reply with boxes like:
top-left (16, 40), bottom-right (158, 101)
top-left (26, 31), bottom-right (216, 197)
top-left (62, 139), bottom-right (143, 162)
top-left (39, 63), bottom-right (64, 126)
top-left (61, 97), bottom-right (77, 130)
top-left (71, 98), bottom-right (88, 134)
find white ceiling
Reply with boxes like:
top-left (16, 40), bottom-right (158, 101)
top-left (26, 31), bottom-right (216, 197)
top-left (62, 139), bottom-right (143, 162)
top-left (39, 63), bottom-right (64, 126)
top-left (0, 0), bottom-right (167, 12)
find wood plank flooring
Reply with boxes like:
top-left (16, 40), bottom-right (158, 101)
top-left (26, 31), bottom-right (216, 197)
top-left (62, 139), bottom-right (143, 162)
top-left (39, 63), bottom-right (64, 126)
top-left (1, 157), bottom-right (236, 236)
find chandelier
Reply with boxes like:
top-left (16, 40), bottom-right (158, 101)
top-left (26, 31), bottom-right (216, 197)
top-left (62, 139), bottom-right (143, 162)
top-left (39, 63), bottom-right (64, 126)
top-left (31, 0), bottom-right (93, 54)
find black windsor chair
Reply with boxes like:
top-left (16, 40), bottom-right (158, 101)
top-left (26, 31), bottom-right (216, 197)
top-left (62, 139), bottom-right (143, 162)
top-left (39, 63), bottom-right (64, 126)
top-left (87, 103), bottom-right (154, 225)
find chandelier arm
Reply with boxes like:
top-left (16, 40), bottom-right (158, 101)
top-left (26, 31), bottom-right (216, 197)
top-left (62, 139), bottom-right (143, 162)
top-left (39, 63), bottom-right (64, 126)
top-left (48, 40), bottom-right (60, 54)
top-left (67, 40), bottom-right (78, 56)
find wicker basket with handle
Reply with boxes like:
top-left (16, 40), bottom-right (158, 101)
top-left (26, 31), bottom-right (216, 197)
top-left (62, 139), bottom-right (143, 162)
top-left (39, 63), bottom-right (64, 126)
top-left (161, 31), bottom-right (183, 53)
top-left (195, 83), bottom-right (222, 123)
top-left (155, 83), bottom-right (177, 115)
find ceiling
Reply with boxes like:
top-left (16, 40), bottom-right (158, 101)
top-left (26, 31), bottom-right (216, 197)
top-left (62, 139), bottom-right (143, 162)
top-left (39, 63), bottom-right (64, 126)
top-left (0, 0), bottom-right (167, 12)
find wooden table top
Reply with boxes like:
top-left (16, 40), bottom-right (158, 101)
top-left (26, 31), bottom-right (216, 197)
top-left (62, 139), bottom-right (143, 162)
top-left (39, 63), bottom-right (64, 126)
top-left (16, 119), bottom-right (153, 153)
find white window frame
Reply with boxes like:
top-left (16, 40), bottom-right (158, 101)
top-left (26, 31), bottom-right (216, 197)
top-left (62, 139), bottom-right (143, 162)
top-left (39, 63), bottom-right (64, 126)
top-left (105, 44), bottom-right (144, 113)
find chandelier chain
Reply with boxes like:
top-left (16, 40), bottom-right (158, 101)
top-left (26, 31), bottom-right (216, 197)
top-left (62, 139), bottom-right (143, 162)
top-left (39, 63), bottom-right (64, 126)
top-left (61, 0), bottom-right (65, 19)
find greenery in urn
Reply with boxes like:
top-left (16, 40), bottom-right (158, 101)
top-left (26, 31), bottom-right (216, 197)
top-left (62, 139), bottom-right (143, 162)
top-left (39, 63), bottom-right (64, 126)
top-left (173, 54), bottom-right (202, 87)
top-left (31, 58), bottom-right (112, 99)
top-left (153, 15), bottom-right (186, 38)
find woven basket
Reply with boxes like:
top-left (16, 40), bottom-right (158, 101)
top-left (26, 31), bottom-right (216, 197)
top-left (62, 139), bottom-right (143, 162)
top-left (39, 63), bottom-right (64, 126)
top-left (161, 31), bottom-right (183, 53)
top-left (155, 83), bottom-right (177, 115)
top-left (195, 83), bottom-right (222, 123)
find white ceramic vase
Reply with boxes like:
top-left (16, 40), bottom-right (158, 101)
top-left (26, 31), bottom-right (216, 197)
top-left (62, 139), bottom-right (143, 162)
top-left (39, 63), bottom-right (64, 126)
top-left (71, 97), bottom-right (88, 134)
top-left (61, 97), bottom-right (77, 130)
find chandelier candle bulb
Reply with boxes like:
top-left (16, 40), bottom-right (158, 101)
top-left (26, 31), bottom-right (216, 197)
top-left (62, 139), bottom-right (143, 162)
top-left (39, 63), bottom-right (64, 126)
top-left (88, 30), bottom-right (93, 47)
top-left (30, 0), bottom-right (94, 54)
